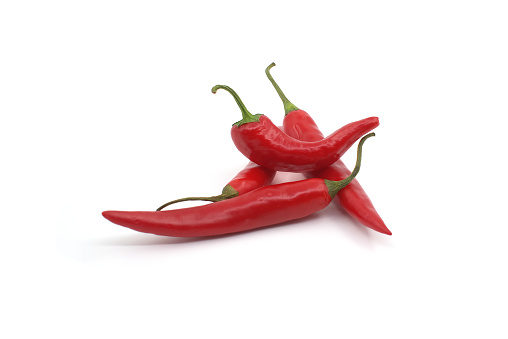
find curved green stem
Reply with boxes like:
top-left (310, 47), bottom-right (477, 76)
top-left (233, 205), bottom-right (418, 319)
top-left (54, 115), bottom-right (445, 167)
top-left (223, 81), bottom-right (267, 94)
top-left (325, 133), bottom-right (375, 198)
top-left (265, 62), bottom-right (299, 115)
top-left (156, 185), bottom-right (239, 211)
top-left (157, 196), bottom-right (223, 211)
top-left (212, 85), bottom-right (262, 127)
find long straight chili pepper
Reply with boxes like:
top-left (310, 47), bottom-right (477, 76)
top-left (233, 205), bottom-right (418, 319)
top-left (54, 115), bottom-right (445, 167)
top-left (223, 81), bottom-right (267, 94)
top-left (212, 85), bottom-right (379, 173)
top-left (156, 161), bottom-right (276, 211)
top-left (102, 133), bottom-right (374, 238)
top-left (265, 62), bottom-right (391, 235)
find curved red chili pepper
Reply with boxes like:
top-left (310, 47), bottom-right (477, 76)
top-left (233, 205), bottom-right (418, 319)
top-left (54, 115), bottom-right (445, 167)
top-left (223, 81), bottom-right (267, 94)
top-left (265, 63), bottom-right (391, 235)
top-left (156, 161), bottom-right (276, 211)
top-left (102, 133), bottom-right (374, 237)
top-left (227, 161), bottom-right (276, 195)
top-left (212, 85), bottom-right (379, 172)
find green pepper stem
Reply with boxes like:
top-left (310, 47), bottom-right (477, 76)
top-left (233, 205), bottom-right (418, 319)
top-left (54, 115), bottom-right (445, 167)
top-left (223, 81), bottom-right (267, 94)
top-left (265, 62), bottom-right (299, 115)
top-left (156, 185), bottom-right (239, 211)
top-left (325, 133), bottom-right (375, 198)
top-left (212, 85), bottom-right (262, 127)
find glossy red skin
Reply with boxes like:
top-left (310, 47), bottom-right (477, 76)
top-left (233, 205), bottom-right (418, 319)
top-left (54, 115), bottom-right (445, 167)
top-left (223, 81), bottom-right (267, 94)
top-left (103, 178), bottom-right (331, 237)
top-left (231, 115), bottom-right (379, 172)
top-left (228, 161), bottom-right (276, 194)
top-left (283, 110), bottom-right (391, 235)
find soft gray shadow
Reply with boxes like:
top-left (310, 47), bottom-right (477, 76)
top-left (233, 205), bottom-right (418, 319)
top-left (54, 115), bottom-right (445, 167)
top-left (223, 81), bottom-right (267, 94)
top-left (320, 202), bottom-right (374, 249)
top-left (319, 201), bottom-right (393, 250)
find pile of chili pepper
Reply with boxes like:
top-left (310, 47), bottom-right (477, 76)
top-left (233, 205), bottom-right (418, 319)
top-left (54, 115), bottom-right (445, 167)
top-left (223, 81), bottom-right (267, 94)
top-left (102, 63), bottom-right (391, 237)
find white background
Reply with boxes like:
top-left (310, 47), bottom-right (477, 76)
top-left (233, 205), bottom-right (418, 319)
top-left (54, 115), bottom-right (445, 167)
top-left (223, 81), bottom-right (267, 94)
top-left (1, 1), bottom-right (507, 338)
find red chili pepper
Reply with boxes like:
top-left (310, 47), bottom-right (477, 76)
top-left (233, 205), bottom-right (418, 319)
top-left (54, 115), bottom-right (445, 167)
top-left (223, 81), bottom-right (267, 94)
top-left (156, 161), bottom-right (276, 211)
top-left (212, 85), bottom-right (379, 172)
top-left (265, 63), bottom-right (391, 235)
top-left (102, 133), bottom-right (374, 237)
